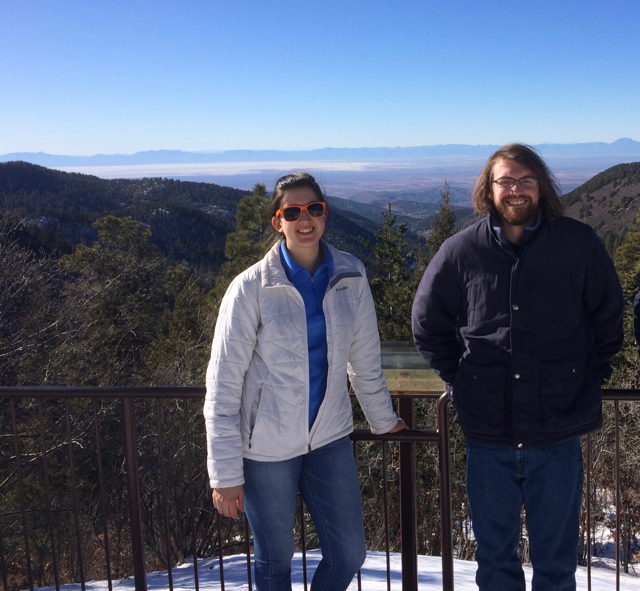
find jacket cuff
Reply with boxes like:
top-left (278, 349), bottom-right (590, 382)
top-left (370, 414), bottom-right (400, 435)
top-left (210, 476), bottom-right (245, 490)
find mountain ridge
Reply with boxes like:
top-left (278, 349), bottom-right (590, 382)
top-left (0, 161), bottom-right (379, 273)
top-left (3, 139), bottom-right (640, 167)
top-left (560, 161), bottom-right (640, 253)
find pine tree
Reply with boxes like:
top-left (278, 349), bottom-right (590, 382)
top-left (55, 216), bottom-right (188, 385)
top-left (610, 213), bottom-right (640, 388)
top-left (364, 204), bottom-right (419, 341)
top-left (427, 180), bottom-right (459, 259)
top-left (212, 183), bottom-right (271, 299)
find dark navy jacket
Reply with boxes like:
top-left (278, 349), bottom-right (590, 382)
top-left (412, 214), bottom-right (624, 449)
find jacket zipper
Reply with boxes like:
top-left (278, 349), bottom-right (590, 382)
top-left (308, 277), bottom-right (335, 453)
top-left (285, 282), bottom-right (312, 450)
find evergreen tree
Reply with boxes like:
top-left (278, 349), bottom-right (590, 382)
top-left (611, 213), bottom-right (640, 388)
top-left (212, 183), bottom-right (271, 299)
top-left (364, 204), bottom-right (419, 341)
top-left (149, 276), bottom-right (217, 386)
top-left (55, 216), bottom-right (188, 385)
top-left (223, 183), bottom-right (271, 272)
top-left (427, 180), bottom-right (459, 259)
top-left (599, 207), bottom-right (640, 570)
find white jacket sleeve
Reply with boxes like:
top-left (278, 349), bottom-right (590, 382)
top-left (347, 267), bottom-right (398, 434)
top-left (204, 272), bottom-right (260, 489)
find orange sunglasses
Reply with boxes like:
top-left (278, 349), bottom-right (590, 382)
top-left (275, 201), bottom-right (327, 222)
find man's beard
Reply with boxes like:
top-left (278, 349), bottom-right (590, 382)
top-left (494, 199), bottom-right (539, 227)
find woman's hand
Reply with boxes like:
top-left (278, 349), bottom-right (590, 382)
top-left (212, 485), bottom-right (244, 519)
top-left (386, 418), bottom-right (409, 433)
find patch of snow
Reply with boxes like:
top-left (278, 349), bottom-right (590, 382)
top-left (30, 550), bottom-right (640, 591)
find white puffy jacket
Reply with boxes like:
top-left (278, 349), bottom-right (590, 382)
top-left (204, 241), bottom-right (398, 489)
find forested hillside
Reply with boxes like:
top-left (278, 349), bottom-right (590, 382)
top-left (561, 161), bottom-right (640, 253)
top-left (0, 161), bottom-right (247, 271)
top-left (0, 161), bottom-right (380, 274)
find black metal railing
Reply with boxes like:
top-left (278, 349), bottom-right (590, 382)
top-left (586, 390), bottom-right (640, 591)
top-left (1, 387), bottom-right (638, 591)
top-left (0, 387), bottom-right (451, 591)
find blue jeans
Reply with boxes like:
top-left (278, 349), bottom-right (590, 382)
top-left (466, 438), bottom-right (584, 591)
top-left (243, 435), bottom-right (366, 591)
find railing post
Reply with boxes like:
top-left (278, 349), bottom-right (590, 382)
top-left (398, 395), bottom-right (418, 591)
top-left (121, 397), bottom-right (147, 591)
top-left (437, 392), bottom-right (454, 590)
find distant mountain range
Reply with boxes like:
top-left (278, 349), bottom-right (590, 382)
top-left (2, 139), bottom-right (640, 167)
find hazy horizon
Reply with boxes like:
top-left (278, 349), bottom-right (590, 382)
top-left (4, 138), bottom-right (639, 197)
top-left (47, 154), bottom-right (628, 198)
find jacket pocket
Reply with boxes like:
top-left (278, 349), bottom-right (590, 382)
top-left (540, 352), bottom-right (600, 433)
top-left (453, 360), bottom-right (506, 435)
top-left (248, 387), bottom-right (263, 445)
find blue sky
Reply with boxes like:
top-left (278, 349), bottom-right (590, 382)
top-left (2, 0), bottom-right (639, 155)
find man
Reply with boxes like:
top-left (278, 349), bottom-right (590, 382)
top-left (412, 144), bottom-right (623, 590)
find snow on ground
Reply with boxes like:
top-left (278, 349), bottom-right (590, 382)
top-left (33, 550), bottom-right (640, 591)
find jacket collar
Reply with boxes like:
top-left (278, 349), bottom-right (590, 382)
top-left (261, 240), bottom-right (356, 288)
top-left (488, 211), bottom-right (543, 250)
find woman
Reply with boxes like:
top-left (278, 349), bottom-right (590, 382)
top-left (204, 171), bottom-right (406, 591)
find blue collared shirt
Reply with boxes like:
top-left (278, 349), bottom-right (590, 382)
top-left (279, 241), bottom-right (334, 428)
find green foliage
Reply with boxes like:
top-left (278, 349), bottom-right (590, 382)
top-left (603, 229), bottom-right (628, 256)
top-left (211, 184), bottom-right (271, 300)
top-left (148, 277), bottom-right (218, 386)
top-left (145, 203), bottom-right (234, 271)
top-left (610, 213), bottom-right (640, 388)
top-left (223, 183), bottom-right (271, 270)
top-left (579, 202), bottom-right (593, 220)
top-left (322, 210), bottom-right (378, 267)
top-left (427, 181), bottom-right (460, 258)
top-left (0, 160), bottom-right (248, 274)
top-left (597, 212), bottom-right (640, 564)
top-left (363, 204), bottom-right (425, 341)
top-left (0, 161), bottom-right (247, 216)
top-left (54, 216), bottom-right (189, 386)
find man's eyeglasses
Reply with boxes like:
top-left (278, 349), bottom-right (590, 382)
top-left (276, 201), bottom-right (327, 222)
top-left (492, 177), bottom-right (539, 189)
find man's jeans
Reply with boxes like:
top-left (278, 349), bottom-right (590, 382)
top-left (466, 437), bottom-right (584, 591)
top-left (243, 435), bottom-right (366, 591)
